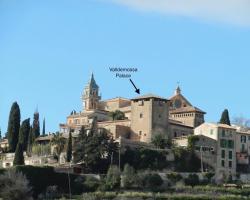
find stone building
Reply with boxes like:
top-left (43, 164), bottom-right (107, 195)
top-left (233, 127), bottom-right (250, 171)
top-left (194, 123), bottom-right (237, 181)
top-left (130, 94), bottom-right (169, 143)
top-left (169, 86), bottom-right (206, 128)
top-left (59, 73), bottom-right (206, 144)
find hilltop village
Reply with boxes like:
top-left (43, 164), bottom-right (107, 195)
top-left (1, 73), bottom-right (250, 186)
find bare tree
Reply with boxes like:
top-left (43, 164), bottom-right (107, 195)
top-left (233, 116), bottom-right (250, 131)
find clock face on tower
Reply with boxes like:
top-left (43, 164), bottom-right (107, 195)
top-left (174, 99), bottom-right (182, 108)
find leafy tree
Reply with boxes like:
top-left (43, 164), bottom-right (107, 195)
top-left (66, 130), bottom-right (72, 162)
top-left (32, 111), bottom-right (40, 138)
top-left (7, 102), bottom-right (21, 152)
top-left (122, 164), bottom-right (136, 189)
top-left (173, 147), bottom-right (200, 172)
top-left (50, 132), bottom-right (66, 160)
top-left (219, 109), bottom-right (231, 126)
top-left (109, 110), bottom-right (125, 121)
top-left (42, 118), bottom-right (46, 136)
top-left (121, 146), bottom-right (169, 170)
top-left (13, 142), bottom-right (25, 166)
top-left (187, 135), bottom-right (199, 151)
top-left (151, 133), bottom-right (168, 149)
top-left (73, 126), bottom-right (118, 173)
top-left (18, 118), bottom-right (30, 151)
top-left (0, 169), bottom-right (33, 200)
top-left (105, 165), bottom-right (121, 190)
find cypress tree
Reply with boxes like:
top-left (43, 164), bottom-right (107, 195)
top-left (27, 126), bottom-right (33, 156)
top-left (18, 118), bottom-right (30, 151)
top-left (66, 130), bottom-right (73, 162)
top-left (7, 102), bottom-right (21, 152)
top-left (0, 128), bottom-right (2, 139)
top-left (13, 142), bottom-right (24, 165)
top-left (32, 111), bottom-right (40, 138)
top-left (219, 109), bottom-right (231, 126)
top-left (42, 118), bottom-right (45, 136)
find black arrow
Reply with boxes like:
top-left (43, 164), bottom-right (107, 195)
top-left (129, 79), bottom-right (140, 94)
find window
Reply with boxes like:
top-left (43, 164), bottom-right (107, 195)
top-left (228, 140), bottom-right (234, 149)
top-left (229, 151), bottom-right (233, 159)
top-left (229, 161), bottom-right (232, 168)
top-left (220, 139), bottom-right (227, 148)
top-left (210, 129), bottom-right (214, 135)
top-left (140, 113), bottom-right (143, 118)
top-left (222, 130), bottom-right (226, 137)
top-left (221, 160), bottom-right (225, 167)
top-left (241, 144), bottom-right (246, 152)
top-left (159, 114), bottom-right (162, 118)
top-left (221, 150), bottom-right (225, 158)
top-left (241, 135), bottom-right (247, 143)
top-left (139, 131), bottom-right (142, 136)
top-left (139, 100), bottom-right (144, 106)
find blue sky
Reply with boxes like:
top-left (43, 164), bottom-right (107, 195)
top-left (0, 0), bottom-right (250, 134)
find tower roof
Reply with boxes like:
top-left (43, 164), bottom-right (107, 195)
top-left (87, 72), bottom-right (99, 89)
top-left (175, 85), bottom-right (181, 95)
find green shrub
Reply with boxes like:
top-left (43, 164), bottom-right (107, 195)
top-left (185, 174), bottom-right (200, 187)
top-left (31, 144), bottom-right (51, 156)
top-left (203, 172), bottom-right (215, 184)
top-left (0, 168), bottom-right (33, 200)
top-left (84, 176), bottom-right (101, 192)
top-left (14, 165), bottom-right (85, 197)
top-left (105, 166), bottom-right (121, 190)
top-left (122, 164), bottom-right (136, 189)
top-left (167, 172), bottom-right (182, 185)
top-left (137, 173), bottom-right (163, 191)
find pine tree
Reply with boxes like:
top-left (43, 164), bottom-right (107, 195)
top-left (7, 102), bottom-right (21, 152)
top-left (18, 118), bottom-right (30, 151)
top-left (32, 111), bottom-right (40, 138)
top-left (66, 130), bottom-right (73, 162)
top-left (219, 109), bottom-right (231, 126)
top-left (42, 118), bottom-right (45, 136)
top-left (13, 143), bottom-right (24, 166)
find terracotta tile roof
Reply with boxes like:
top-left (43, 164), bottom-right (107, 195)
top-left (35, 135), bottom-right (54, 141)
top-left (217, 123), bottom-right (237, 130)
top-left (169, 93), bottom-right (193, 107)
top-left (169, 119), bottom-right (193, 128)
top-left (170, 106), bottom-right (206, 114)
top-left (131, 93), bottom-right (169, 101)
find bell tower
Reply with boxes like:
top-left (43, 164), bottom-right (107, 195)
top-left (82, 73), bottom-right (101, 111)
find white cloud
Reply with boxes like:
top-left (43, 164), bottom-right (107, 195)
top-left (109, 0), bottom-right (250, 26)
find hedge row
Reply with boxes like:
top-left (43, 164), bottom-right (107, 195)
top-left (77, 192), bottom-right (250, 200)
top-left (0, 166), bottom-right (87, 197)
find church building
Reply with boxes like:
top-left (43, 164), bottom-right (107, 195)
top-left (59, 73), bottom-right (206, 144)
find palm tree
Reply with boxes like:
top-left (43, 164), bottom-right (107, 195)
top-left (50, 132), bottom-right (66, 160)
